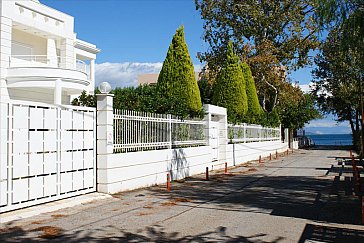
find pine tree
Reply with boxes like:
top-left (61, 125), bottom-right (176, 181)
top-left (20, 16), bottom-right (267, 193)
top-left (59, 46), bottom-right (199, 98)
top-left (241, 62), bottom-right (262, 122)
top-left (157, 26), bottom-right (202, 118)
top-left (212, 41), bottom-right (248, 123)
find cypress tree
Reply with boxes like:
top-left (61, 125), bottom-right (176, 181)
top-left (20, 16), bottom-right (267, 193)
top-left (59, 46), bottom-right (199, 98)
top-left (157, 26), bottom-right (202, 118)
top-left (241, 62), bottom-right (262, 122)
top-left (212, 41), bottom-right (248, 122)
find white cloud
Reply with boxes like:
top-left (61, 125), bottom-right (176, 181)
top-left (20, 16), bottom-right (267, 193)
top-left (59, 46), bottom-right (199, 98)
top-left (299, 84), bottom-right (311, 93)
top-left (95, 62), bottom-right (163, 88)
top-left (305, 119), bottom-right (350, 128)
top-left (95, 62), bottom-right (203, 88)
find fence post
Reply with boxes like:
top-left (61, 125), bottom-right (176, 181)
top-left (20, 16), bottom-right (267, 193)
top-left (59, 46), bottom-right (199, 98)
top-left (168, 114), bottom-right (172, 150)
top-left (243, 123), bottom-right (246, 143)
top-left (96, 93), bottom-right (114, 193)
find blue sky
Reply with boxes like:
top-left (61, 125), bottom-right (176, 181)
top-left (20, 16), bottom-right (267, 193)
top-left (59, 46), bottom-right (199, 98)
top-left (41, 0), bottom-right (350, 134)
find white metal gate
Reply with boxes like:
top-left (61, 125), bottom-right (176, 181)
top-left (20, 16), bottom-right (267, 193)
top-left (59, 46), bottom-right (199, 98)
top-left (0, 100), bottom-right (96, 213)
top-left (210, 121), bottom-right (219, 161)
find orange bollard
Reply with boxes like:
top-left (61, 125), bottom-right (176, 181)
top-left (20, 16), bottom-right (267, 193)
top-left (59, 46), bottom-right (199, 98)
top-left (206, 167), bottom-right (209, 180)
top-left (224, 162), bottom-right (228, 174)
top-left (167, 173), bottom-right (171, 191)
top-left (276, 150), bottom-right (279, 160)
top-left (269, 153), bottom-right (272, 160)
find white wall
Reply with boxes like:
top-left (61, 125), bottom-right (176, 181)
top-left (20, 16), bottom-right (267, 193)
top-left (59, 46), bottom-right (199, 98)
top-left (97, 140), bottom-right (288, 194)
top-left (8, 88), bottom-right (70, 104)
top-left (226, 141), bottom-right (288, 167)
top-left (97, 146), bottom-right (212, 194)
top-left (12, 29), bottom-right (47, 56)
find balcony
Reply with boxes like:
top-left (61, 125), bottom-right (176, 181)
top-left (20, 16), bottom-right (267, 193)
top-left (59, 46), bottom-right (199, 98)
top-left (9, 55), bottom-right (90, 76)
top-left (7, 55), bottom-right (91, 93)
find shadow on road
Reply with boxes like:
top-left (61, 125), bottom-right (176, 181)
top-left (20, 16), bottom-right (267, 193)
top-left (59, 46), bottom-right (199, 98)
top-left (0, 223), bottom-right (285, 242)
top-left (147, 173), bottom-right (361, 225)
top-left (298, 223), bottom-right (364, 243)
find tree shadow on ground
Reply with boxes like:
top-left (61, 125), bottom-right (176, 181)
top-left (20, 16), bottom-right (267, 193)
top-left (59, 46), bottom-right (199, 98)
top-left (0, 223), bottom-right (284, 242)
top-left (148, 169), bottom-right (361, 225)
top-left (298, 223), bottom-right (364, 243)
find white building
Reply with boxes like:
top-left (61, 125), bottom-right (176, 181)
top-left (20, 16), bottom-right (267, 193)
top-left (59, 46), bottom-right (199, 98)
top-left (0, 0), bottom-right (99, 105)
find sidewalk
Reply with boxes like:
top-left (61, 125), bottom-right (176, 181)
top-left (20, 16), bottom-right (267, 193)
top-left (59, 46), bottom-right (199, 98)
top-left (1, 147), bottom-right (364, 242)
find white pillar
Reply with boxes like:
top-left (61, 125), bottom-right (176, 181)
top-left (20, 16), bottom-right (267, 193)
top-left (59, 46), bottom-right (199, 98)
top-left (90, 59), bottom-right (95, 93)
top-left (60, 38), bottom-right (74, 69)
top-left (47, 38), bottom-right (57, 67)
top-left (203, 104), bottom-right (228, 168)
top-left (54, 79), bottom-right (62, 105)
top-left (0, 16), bottom-right (12, 102)
top-left (96, 93), bottom-right (114, 193)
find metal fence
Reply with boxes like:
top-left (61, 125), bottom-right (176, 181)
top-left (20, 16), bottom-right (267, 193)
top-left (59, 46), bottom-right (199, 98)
top-left (113, 110), bottom-right (206, 153)
top-left (228, 123), bottom-right (281, 143)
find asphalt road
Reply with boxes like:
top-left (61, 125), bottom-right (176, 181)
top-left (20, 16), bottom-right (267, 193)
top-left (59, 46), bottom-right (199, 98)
top-left (1, 146), bottom-right (364, 242)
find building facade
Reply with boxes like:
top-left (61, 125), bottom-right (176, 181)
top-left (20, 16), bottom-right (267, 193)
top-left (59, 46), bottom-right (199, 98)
top-left (0, 0), bottom-right (99, 105)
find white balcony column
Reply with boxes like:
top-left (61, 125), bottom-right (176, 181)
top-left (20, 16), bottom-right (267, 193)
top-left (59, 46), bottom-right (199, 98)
top-left (0, 16), bottom-right (12, 102)
top-left (54, 78), bottom-right (62, 105)
top-left (47, 38), bottom-right (57, 67)
top-left (90, 59), bottom-right (95, 91)
top-left (60, 38), bottom-right (74, 69)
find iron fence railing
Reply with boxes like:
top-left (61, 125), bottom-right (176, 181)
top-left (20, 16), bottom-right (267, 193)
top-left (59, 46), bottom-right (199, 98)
top-left (113, 109), bottom-right (206, 153)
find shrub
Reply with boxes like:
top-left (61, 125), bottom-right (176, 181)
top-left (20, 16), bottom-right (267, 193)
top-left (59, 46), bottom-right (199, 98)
top-left (212, 41), bottom-right (248, 123)
top-left (157, 26), bottom-right (202, 118)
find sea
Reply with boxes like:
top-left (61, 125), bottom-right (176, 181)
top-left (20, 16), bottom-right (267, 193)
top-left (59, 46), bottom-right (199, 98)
top-left (306, 134), bottom-right (353, 146)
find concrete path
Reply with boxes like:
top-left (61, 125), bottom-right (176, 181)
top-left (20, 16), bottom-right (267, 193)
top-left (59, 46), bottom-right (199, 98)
top-left (1, 147), bottom-right (364, 242)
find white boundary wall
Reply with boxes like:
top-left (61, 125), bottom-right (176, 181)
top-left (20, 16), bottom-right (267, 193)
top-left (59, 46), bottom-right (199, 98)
top-left (96, 95), bottom-right (289, 193)
top-left (98, 146), bottom-right (212, 193)
top-left (226, 141), bottom-right (288, 167)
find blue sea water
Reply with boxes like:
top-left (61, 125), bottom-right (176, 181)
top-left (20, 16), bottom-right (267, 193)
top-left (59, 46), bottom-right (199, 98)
top-left (307, 134), bottom-right (352, 146)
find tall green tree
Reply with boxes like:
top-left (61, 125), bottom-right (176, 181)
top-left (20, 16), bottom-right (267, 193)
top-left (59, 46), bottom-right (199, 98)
top-left (241, 62), bottom-right (262, 122)
top-left (195, 0), bottom-right (320, 111)
top-left (157, 26), bottom-right (202, 118)
top-left (312, 25), bottom-right (363, 149)
top-left (213, 42), bottom-right (248, 122)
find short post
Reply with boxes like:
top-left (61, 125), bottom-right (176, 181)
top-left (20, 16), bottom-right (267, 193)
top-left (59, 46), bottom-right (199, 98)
top-left (259, 155), bottom-right (262, 163)
top-left (224, 162), bottom-right (228, 174)
top-left (206, 167), bottom-right (209, 181)
top-left (276, 150), bottom-right (279, 160)
top-left (286, 149), bottom-right (289, 156)
top-left (167, 173), bottom-right (171, 191)
top-left (362, 197), bottom-right (364, 224)
top-left (269, 153), bottom-right (272, 160)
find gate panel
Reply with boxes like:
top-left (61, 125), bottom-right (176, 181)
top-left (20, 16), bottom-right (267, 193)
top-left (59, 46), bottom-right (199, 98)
top-left (0, 101), bottom-right (96, 213)
top-left (210, 121), bottom-right (219, 161)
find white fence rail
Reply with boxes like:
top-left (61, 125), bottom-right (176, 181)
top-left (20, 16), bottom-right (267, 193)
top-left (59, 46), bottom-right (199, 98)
top-left (113, 110), bottom-right (206, 153)
top-left (228, 123), bottom-right (281, 143)
top-left (0, 100), bottom-right (96, 213)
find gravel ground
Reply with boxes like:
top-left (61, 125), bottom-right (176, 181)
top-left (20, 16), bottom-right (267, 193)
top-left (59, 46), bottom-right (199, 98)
top-left (1, 146), bottom-right (364, 242)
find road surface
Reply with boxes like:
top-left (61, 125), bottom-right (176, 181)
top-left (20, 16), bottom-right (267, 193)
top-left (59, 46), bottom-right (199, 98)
top-left (1, 146), bottom-right (364, 242)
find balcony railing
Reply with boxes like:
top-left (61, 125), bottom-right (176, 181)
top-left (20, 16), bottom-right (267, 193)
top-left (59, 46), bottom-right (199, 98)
top-left (9, 55), bottom-right (89, 77)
